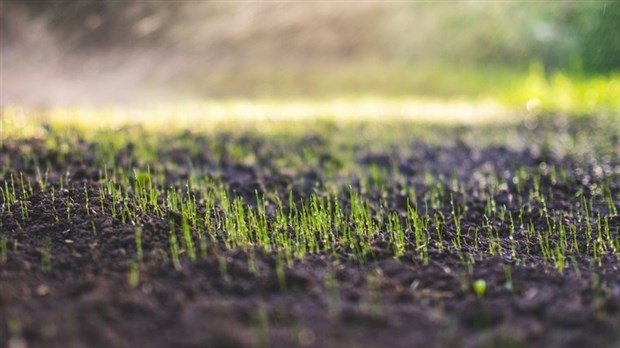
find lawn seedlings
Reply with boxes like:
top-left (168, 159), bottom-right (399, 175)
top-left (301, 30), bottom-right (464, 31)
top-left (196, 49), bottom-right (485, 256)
top-left (3, 106), bottom-right (620, 347)
top-left (388, 211), bottom-right (405, 258)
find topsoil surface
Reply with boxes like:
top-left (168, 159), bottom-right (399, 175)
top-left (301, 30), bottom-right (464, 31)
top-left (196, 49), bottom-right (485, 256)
top-left (1, 118), bottom-right (620, 348)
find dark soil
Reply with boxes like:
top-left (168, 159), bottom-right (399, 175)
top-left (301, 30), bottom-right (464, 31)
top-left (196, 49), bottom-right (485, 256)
top-left (1, 118), bottom-right (619, 348)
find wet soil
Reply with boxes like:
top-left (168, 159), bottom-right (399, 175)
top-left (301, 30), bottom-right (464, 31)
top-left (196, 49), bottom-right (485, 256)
top-left (1, 118), bottom-right (620, 348)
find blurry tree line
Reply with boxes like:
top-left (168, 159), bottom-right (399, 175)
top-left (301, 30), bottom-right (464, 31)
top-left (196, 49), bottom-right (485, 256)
top-left (381, 1), bottom-right (620, 74)
top-left (2, 0), bottom-right (618, 74)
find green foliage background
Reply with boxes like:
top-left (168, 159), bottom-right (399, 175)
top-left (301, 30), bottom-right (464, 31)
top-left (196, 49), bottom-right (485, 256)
top-left (4, 1), bottom-right (618, 74)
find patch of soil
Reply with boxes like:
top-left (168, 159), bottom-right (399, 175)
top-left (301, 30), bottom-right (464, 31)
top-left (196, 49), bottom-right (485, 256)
top-left (1, 120), bottom-right (620, 348)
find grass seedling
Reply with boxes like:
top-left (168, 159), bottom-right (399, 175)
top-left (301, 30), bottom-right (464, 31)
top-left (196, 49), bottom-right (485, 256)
top-left (0, 174), bottom-right (17, 213)
top-left (450, 197), bottom-right (462, 249)
top-left (181, 189), bottom-right (198, 228)
top-left (473, 227), bottom-right (480, 251)
top-left (59, 170), bottom-right (70, 191)
top-left (166, 186), bottom-right (180, 213)
top-left (169, 223), bottom-right (182, 270)
top-left (0, 236), bottom-right (7, 264)
top-left (553, 243), bottom-right (566, 272)
top-left (220, 189), bottom-right (236, 249)
top-left (65, 196), bottom-right (72, 224)
top-left (120, 185), bottom-right (139, 225)
top-left (387, 211), bottom-right (405, 258)
top-left (181, 215), bottom-right (196, 261)
top-left (484, 216), bottom-right (501, 257)
top-left (532, 171), bottom-right (541, 197)
top-left (600, 214), bottom-right (615, 255)
top-left (35, 165), bottom-right (49, 191)
top-left (99, 184), bottom-right (105, 214)
top-left (19, 172), bottom-right (32, 199)
top-left (128, 260), bottom-right (140, 288)
top-left (533, 219), bottom-right (551, 264)
top-left (50, 187), bottom-right (60, 223)
top-left (133, 168), bottom-right (151, 214)
top-left (473, 279), bottom-right (486, 298)
top-left (83, 183), bottom-right (91, 216)
top-left (603, 183), bottom-right (617, 216)
top-left (107, 186), bottom-right (117, 218)
top-left (556, 218), bottom-right (568, 253)
top-left (19, 197), bottom-right (29, 221)
top-left (581, 194), bottom-right (593, 253)
top-left (231, 196), bottom-right (250, 249)
top-left (407, 201), bottom-right (429, 264)
top-left (135, 225), bottom-right (143, 261)
top-left (253, 192), bottom-right (270, 251)
top-left (433, 212), bottom-right (446, 250)
top-left (309, 194), bottom-right (332, 254)
top-left (348, 189), bottom-right (374, 262)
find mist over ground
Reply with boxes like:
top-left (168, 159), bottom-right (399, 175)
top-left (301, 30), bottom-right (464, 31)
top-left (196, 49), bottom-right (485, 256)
top-left (2, 1), bottom-right (618, 106)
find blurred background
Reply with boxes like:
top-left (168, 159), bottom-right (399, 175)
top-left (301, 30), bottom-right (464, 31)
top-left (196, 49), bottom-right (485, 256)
top-left (2, 1), bottom-right (619, 107)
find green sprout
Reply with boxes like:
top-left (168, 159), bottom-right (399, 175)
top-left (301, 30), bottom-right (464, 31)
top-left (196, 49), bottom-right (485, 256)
top-left (473, 279), bottom-right (487, 298)
top-left (128, 260), bottom-right (140, 288)
top-left (135, 225), bottom-right (143, 261)
top-left (0, 237), bottom-right (7, 264)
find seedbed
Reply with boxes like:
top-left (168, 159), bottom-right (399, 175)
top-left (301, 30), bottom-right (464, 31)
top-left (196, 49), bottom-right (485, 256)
top-left (1, 112), bottom-right (619, 347)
